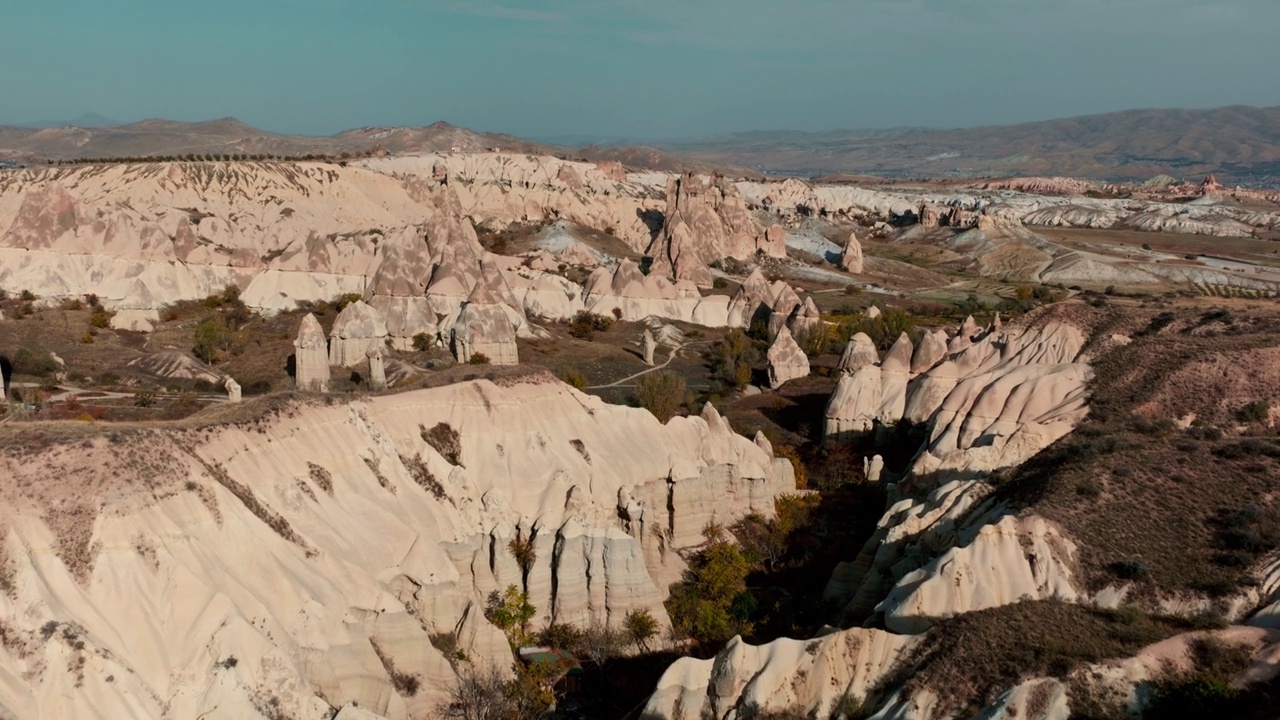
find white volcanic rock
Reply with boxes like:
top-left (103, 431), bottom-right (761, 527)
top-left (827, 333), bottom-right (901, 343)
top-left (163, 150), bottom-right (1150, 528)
top-left (838, 333), bottom-right (880, 373)
top-left (643, 628), bottom-right (917, 720)
top-left (584, 259), bottom-right (735, 327)
top-left (367, 228), bottom-right (437, 350)
top-left (877, 515), bottom-right (1081, 633)
top-left (789, 296), bottom-right (823, 338)
top-left (767, 326), bottom-right (810, 389)
top-left (0, 377), bottom-right (794, 720)
top-left (450, 278), bottom-right (519, 365)
top-left (330, 300), bottom-right (389, 367)
top-left (825, 365), bottom-right (884, 435)
top-left (841, 232), bottom-right (865, 273)
top-left (361, 153), bottom-right (663, 254)
top-left (109, 278), bottom-right (162, 332)
top-left (727, 268), bottom-right (773, 328)
top-left (294, 313), bottom-right (331, 392)
top-left (827, 316), bottom-right (1090, 477)
top-left (911, 329), bottom-right (949, 375)
top-left (649, 173), bottom-right (775, 287)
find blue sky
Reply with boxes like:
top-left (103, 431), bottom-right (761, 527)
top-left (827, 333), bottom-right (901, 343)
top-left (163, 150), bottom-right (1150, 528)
top-left (3, 0), bottom-right (1279, 138)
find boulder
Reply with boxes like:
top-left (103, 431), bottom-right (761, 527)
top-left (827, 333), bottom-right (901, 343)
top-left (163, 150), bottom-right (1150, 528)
top-left (642, 328), bottom-right (656, 366)
top-left (767, 326), bottom-right (809, 389)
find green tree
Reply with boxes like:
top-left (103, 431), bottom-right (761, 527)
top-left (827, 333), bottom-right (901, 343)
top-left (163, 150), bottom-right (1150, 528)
top-left (193, 315), bottom-right (231, 365)
top-left (624, 608), bottom-right (659, 653)
top-left (666, 523), bottom-right (754, 645)
top-left (486, 585), bottom-right (536, 647)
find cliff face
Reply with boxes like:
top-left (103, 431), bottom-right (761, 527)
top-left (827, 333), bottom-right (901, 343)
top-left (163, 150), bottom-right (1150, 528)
top-left (0, 376), bottom-right (793, 720)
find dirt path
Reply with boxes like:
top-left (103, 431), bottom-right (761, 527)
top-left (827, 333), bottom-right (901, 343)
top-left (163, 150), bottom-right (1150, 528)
top-left (587, 340), bottom-right (711, 390)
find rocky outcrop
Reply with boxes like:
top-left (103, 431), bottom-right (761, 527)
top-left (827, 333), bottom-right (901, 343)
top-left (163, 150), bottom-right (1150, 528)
top-left (330, 300), bottom-right (389, 367)
top-left (826, 317), bottom-right (1090, 477)
top-left (294, 313), bottom-right (330, 392)
top-left (642, 628), bottom-right (917, 720)
top-left (584, 259), bottom-right (735, 327)
top-left (109, 278), bottom-right (162, 332)
top-left (0, 377), bottom-right (795, 719)
top-left (767, 326), bottom-right (809, 389)
top-left (649, 174), bottom-right (776, 287)
top-left (841, 232), bottom-right (864, 274)
top-left (450, 277), bottom-right (519, 365)
top-left (643, 328), bottom-right (657, 366)
top-left (367, 229), bottom-right (438, 351)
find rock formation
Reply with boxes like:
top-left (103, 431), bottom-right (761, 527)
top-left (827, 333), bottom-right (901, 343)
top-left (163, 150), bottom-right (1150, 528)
top-left (451, 275), bottom-right (519, 365)
top-left (767, 326), bottom-right (809, 389)
top-left (224, 377), bottom-right (241, 403)
top-left (864, 454), bottom-right (884, 482)
top-left (109, 279), bottom-right (161, 332)
top-left (367, 228), bottom-right (437, 351)
top-left (0, 377), bottom-right (795, 719)
top-left (840, 232), bottom-right (864, 273)
top-left (648, 173), bottom-right (775, 287)
top-left (838, 333), bottom-right (879, 373)
top-left (367, 342), bottom-right (387, 390)
top-left (330, 300), bottom-right (390, 367)
top-left (294, 313), bottom-right (330, 392)
top-left (789, 297), bottom-right (823, 339)
top-left (827, 317), bottom-right (1089, 475)
top-left (584, 259), bottom-right (735, 327)
top-left (643, 628), bottom-right (917, 720)
top-left (642, 328), bottom-right (656, 366)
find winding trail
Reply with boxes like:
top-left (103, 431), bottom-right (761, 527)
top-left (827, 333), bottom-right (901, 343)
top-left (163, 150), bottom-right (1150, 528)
top-left (587, 340), bottom-right (712, 390)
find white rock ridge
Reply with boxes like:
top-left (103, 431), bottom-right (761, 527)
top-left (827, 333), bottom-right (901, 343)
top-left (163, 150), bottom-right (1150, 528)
top-left (642, 628), bottom-right (917, 720)
top-left (0, 376), bottom-right (795, 720)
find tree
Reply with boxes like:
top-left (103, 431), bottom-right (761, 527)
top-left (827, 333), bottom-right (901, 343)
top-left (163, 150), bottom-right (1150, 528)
top-left (666, 523), bottom-right (754, 645)
top-left (439, 662), bottom-right (555, 720)
top-left (710, 329), bottom-right (758, 388)
top-left (508, 535), bottom-right (537, 584)
top-left (635, 371), bottom-right (686, 423)
top-left (486, 585), bottom-right (536, 647)
top-left (412, 332), bottom-right (434, 352)
top-left (193, 315), bottom-right (231, 365)
top-left (624, 608), bottom-right (659, 653)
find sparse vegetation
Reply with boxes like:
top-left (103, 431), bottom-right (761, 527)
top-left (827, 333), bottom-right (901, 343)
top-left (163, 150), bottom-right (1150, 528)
top-left (420, 422), bottom-right (463, 465)
top-left (635, 370), bottom-right (686, 423)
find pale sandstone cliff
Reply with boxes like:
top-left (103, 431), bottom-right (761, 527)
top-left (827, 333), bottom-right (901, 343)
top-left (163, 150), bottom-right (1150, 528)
top-left (0, 377), bottom-right (794, 720)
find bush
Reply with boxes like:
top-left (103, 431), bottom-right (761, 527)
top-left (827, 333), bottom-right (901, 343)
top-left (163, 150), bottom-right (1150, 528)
top-left (569, 311), bottom-right (614, 341)
top-left (713, 277), bottom-right (730, 290)
top-left (636, 371), bottom-right (686, 423)
top-left (412, 333), bottom-right (433, 352)
top-left (88, 311), bottom-right (110, 329)
top-left (335, 292), bottom-right (364, 312)
top-left (193, 314), bottom-right (232, 364)
top-left (709, 329), bottom-right (759, 388)
top-left (11, 348), bottom-right (59, 377)
top-left (624, 608), bottom-right (659, 653)
top-left (1237, 401), bottom-right (1270, 423)
top-left (421, 422), bottom-right (463, 465)
top-left (558, 369), bottom-right (588, 390)
top-left (468, 352), bottom-right (491, 365)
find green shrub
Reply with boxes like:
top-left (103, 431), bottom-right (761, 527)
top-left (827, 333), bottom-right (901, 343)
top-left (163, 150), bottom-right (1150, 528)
top-left (1237, 401), bottom-right (1270, 423)
top-left (11, 348), bottom-right (59, 377)
top-left (558, 369), bottom-right (588, 390)
top-left (468, 352), bottom-right (490, 365)
top-left (636, 370), bottom-right (686, 423)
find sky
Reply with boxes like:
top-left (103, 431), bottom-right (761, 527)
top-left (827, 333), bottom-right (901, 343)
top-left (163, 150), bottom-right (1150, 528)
top-left (3, 0), bottom-right (1279, 139)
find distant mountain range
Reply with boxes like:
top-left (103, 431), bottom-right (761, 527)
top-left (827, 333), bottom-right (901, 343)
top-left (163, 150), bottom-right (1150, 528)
top-left (2, 105), bottom-right (1279, 183)
top-left (653, 105), bottom-right (1280, 184)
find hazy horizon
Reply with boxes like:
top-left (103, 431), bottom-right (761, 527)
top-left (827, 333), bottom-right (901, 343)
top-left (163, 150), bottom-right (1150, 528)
top-left (5, 0), bottom-right (1280, 139)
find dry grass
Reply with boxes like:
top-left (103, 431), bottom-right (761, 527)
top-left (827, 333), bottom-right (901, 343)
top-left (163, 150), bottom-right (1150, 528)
top-left (994, 304), bottom-right (1280, 597)
top-left (901, 601), bottom-right (1220, 718)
